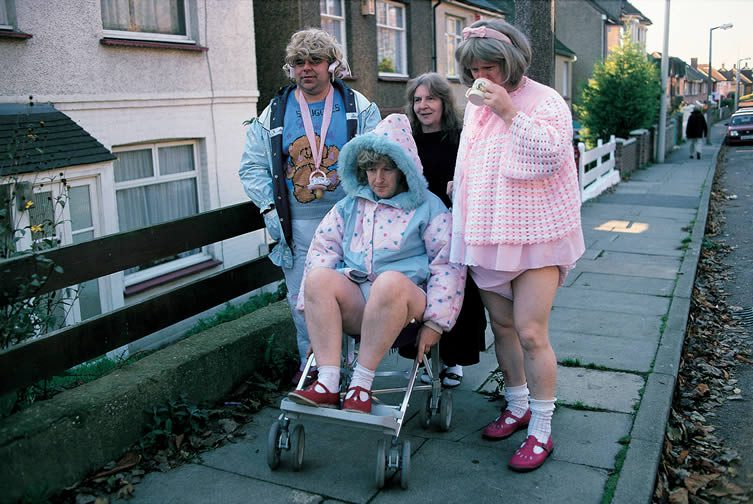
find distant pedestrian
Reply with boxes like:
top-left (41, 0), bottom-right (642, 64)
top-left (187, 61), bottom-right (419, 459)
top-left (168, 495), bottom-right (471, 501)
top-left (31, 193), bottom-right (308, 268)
top-left (451, 19), bottom-right (585, 472)
top-left (686, 106), bottom-right (708, 160)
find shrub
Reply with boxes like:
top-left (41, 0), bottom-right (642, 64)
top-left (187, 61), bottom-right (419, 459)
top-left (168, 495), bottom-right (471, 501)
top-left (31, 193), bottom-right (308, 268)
top-left (575, 35), bottom-right (660, 148)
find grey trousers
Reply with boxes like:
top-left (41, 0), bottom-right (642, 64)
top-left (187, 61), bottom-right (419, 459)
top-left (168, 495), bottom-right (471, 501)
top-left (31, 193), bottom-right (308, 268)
top-left (284, 219), bottom-right (322, 367)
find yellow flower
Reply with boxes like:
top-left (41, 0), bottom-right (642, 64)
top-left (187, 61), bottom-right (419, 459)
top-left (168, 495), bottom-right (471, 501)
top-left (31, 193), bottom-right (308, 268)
top-left (30, 224), bottom-right (43, 233)
top-left (24, 200), bottom-right (34, 209)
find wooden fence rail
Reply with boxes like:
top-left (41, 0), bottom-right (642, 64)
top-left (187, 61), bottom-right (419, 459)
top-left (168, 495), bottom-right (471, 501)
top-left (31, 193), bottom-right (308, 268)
top-left (0, 202), bottom-right (283, 395)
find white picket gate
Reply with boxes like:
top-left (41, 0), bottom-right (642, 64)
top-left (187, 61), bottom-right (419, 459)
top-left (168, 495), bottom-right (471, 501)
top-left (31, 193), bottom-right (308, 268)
top-left (578, 135), bottom-right (620, 202)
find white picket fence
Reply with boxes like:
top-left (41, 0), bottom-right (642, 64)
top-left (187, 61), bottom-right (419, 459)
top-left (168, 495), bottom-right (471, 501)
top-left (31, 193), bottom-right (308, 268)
top-left (577, 135), bottom-right (620, 202)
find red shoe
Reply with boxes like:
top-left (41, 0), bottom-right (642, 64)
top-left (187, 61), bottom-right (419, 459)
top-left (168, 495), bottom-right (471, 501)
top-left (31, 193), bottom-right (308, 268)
top-left (508, 435), bottom-right (554, 472)
top-left (482, 409), bottom-right (531, 440)
top-left (342, 386), bottom-right (372, 414)
top-left (287, 381), bottom-right (339, 408)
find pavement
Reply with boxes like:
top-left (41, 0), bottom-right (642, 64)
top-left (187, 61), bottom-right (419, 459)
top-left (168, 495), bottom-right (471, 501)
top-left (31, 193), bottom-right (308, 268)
top-left (122, 125), bottom-right (724, 504)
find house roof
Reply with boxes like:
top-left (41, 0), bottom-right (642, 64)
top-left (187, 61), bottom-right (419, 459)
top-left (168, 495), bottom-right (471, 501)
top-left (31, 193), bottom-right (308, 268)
top-left (718, 68), bottom-right (735, 80)
top-left (622, 1), bottom-right (652, 24)
top-left (555, 37), bottom-right (576, 58)
top-left (651, 53), bottom-right (688, 77)
top-left (455, 0), bottom-right (509, 16)
top-left (697, 64), bottom-right (728, 82)
top-left (685, 64), bottom-right (707, 82)
top-left (586, 0), bottom-right (620, 24)
top-left (0, 103), bottom-right (115, 176)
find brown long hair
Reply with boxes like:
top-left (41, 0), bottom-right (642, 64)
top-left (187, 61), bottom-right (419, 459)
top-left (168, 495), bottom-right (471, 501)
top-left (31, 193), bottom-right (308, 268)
top-left (404, 73), bottom-right (462, 145)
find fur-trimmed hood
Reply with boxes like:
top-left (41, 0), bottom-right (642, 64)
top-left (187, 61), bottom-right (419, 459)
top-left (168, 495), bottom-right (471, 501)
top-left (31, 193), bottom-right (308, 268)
top-left (339, 113), bottom-right (428, 210)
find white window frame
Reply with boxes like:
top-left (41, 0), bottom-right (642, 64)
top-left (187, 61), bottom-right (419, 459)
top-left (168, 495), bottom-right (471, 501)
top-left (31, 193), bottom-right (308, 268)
top-left (562, 60), bottom-right (570, 98)
top-left (112, 140), bottom-right (210, 288)
top-left (445, 15), bottom-right (464, 78)
top-left (320, 0), bottom-right (347, 60)
top-left (0, 0), bottom-right (15, 30)
top-left (376, 0), bottom-right (408, 77)
top-left (100, 0), bottom-right (195, 44)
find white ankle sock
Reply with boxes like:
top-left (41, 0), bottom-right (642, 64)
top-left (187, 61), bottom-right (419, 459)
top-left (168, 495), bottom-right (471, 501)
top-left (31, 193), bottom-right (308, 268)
top-left (347, 363), bottom-right (375, 402)
top-left (316, 365), bottom-right (340, 393)
top-left (504, 383), bottom-right (530, 418)
top-left (528, 397), bottom-right (556, 443)
top-left (350, 363), bottom-right (376, 390)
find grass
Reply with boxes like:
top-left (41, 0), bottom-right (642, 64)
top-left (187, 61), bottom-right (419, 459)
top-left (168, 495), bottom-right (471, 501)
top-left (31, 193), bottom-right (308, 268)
top-left (183, 283), bottom-right (286, 338)
top-left (601, 441), bottom-right (630, 503)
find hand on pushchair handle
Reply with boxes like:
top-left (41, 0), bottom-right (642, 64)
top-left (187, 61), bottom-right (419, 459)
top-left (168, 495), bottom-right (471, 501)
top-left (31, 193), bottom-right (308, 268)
top-left (416, 324), bottom-right (442, 356)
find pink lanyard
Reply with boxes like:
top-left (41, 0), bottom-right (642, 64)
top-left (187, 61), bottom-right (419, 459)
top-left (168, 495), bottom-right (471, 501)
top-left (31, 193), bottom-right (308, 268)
top-left (295, 86), bottom-right (334, 173)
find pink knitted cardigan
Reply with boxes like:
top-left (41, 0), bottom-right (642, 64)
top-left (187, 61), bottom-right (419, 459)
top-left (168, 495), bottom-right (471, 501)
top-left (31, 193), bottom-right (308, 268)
top-left (452, 77), bottom-right (582, 250)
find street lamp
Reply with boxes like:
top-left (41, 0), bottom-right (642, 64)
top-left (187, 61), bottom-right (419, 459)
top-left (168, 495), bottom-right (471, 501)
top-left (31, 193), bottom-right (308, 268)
top-left (707, 22), bottom-right (733, 144)
top-left (735, 57), bottom-right (751, 112)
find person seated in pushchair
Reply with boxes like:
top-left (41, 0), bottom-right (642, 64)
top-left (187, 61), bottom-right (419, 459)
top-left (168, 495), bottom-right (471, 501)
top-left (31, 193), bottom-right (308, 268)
top-left (288, 114), bottom-right (466, 414)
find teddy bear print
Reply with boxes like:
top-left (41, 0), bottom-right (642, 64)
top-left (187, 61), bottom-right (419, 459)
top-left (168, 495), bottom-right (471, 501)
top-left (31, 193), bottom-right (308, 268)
top-left (286, 135), bottom-right (340, 203)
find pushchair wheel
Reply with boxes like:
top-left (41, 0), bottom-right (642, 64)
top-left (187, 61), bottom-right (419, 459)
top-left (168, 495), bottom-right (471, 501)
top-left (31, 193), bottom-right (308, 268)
top-left (266, 421), bottom-right (282, 470)
top-left (375, 438), bottom-right (386, 488)
top-left (400, 440), bottom-right (411, 489)
top-left (290, 424), bottom-right (305, 471)
top-left (438, 389), bottom-right (453, 432)
top-left (418, 393), bottom-right (432, 429)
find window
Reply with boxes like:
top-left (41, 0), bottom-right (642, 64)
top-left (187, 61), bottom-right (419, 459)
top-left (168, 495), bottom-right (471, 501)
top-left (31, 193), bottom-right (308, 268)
top-left (320, 0), bottom-right (347, 59)
top-left (100, 0), bottom-right (193, 43)
top-left (113, 142), bottom-right (207, 284)
top-left (561, 61), bottom-right (570, 97)
top-left (0, 0), bottom-right (14, 30)
top-left (376, 0), bottom-right (406, 76)
top-left (445, 16), bottom-right (463, 78)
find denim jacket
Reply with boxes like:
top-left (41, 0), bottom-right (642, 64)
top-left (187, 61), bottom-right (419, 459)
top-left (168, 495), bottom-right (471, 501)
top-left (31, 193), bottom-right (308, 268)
top-left (239, 80), bottom-right (381, 268)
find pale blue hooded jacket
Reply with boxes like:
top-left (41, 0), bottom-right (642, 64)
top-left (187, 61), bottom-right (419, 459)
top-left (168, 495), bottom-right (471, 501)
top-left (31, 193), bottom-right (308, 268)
top-left (297, 114), bottom-right (466, 332)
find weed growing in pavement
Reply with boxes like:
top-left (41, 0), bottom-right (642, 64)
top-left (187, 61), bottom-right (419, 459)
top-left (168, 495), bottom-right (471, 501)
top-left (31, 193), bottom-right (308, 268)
top-left (602, 441), bottom-right (630, 503)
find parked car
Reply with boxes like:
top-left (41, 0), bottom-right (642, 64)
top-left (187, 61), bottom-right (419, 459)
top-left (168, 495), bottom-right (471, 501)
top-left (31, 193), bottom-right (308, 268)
top-left (725, 112), bottom-right (753, 145)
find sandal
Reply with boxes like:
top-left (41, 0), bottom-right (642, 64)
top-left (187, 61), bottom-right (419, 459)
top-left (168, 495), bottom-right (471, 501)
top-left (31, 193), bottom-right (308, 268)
top-left (441, 366), bottom-right (463, 388)
top-left (508, 435), bottom-right (554, 472)
top-left (342, 385), bottom-right (372, 414)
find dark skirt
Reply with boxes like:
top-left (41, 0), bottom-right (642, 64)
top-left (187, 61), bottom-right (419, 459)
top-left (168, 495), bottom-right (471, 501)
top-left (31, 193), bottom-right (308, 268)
top-left (398, 275), bottom-right (487, 365)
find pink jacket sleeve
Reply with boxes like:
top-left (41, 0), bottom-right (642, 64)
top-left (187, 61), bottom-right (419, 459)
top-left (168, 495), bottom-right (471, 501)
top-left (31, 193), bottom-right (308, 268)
top-left (503, 94), bottom-right (574, 181)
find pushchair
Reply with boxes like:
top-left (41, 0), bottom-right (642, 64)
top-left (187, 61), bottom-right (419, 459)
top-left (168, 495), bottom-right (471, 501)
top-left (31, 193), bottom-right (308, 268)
top-left (266, 324), bottom-right (453, 489)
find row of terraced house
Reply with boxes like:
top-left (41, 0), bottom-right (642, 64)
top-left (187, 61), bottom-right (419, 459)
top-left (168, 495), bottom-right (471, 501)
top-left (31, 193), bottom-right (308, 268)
top-left (2, 0), bottom-right (667, 353)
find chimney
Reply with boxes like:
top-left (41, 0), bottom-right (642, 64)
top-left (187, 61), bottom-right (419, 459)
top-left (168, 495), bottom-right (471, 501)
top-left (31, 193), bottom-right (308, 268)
top-left (691, 57), bottom-right (697, 69)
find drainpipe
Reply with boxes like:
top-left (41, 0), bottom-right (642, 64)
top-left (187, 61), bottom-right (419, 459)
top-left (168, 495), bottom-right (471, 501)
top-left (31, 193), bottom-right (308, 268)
top-left (601, 14), bottom-right (606, 60)
top-left (432, 0), bottom-right (442, 72)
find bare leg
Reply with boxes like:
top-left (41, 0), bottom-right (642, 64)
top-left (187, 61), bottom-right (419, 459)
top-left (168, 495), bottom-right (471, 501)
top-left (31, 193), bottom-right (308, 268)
top-left (479, 289), bottom-right (526, 387)
top-left (357, 271), bottom-right (427, 370)
top-left (303, 268), bottom-right (366, 367)
top-left (510, 267), bottom-right (560, 400)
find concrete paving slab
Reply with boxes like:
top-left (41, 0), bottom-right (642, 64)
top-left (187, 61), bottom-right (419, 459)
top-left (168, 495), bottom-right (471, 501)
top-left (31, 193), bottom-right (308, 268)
top-left (555, 367), bottom-right (644, 414)
top-left (591, 236), bottom-right (686, 257)
top-left (549, 306), bottom-right (663, 339)
top-left (370, 438), bottom-right (608, 504)
top-left (571, 272), bottom-right (675, 296)
top-left (571, 251), bottom-right (681, 279)
top-left (552, 407), bottom-right (632, 469)
top-left (553, 287), bottom-right (670, 316)
top-left (551, 330), bottom-right (655, 373)
top-left (126, 463), bottom-right (323, 504)
top-left (199, 408), bottom-right (421, 503)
